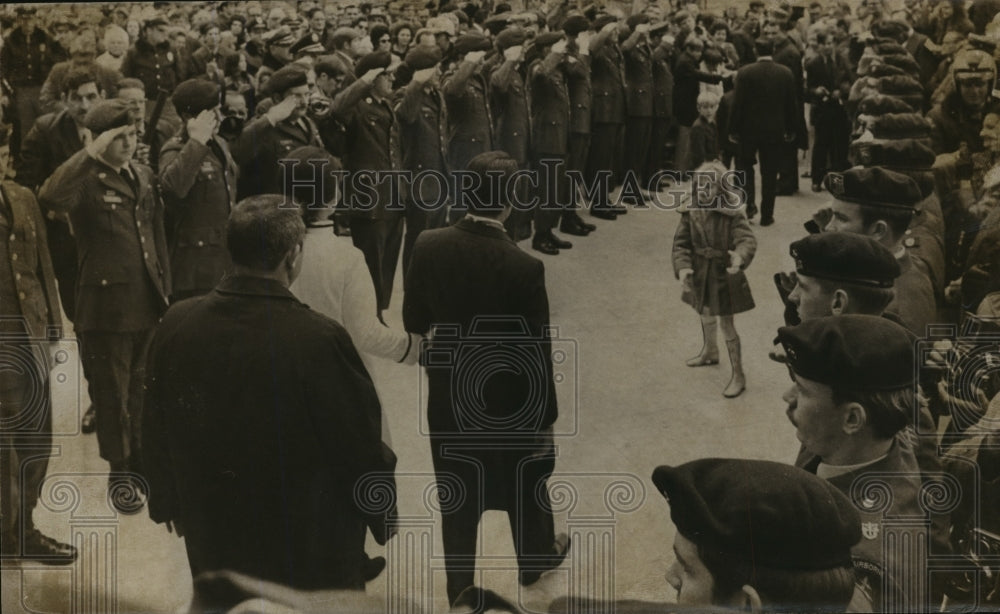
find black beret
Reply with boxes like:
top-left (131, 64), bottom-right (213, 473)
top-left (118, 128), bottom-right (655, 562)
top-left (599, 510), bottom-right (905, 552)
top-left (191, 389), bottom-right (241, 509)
top-left (626, 14), bottom-right (649, 30)
top-left (483, 13), bottom-right (510, 36)
top-left (562, 14), bottom-right (590, 36)
top-left (824, 166), bottom-right (922, 210)
top-left (532, 31), bottom-right (564, 49)
top-left (871, 19), bottom-right (910, 43)
top-left (790, 233), bottom-right (900, 288)
top-left (866, 113), bottom-right (932, 139)
top-left (495, 27), bottom-right (527, 51)
top-left (856, 94), bottom-right (914, 115)
top-left (453, 32), bottom-right (493, 55)
top-left (171, 79), bottom-right (221, 117)
top-left (875, 74), bottom-right (922, 96)
top-left (84, 99), bottom-right (133, 134)
top-left (265, 27), bottom-right (296, 46)
top-left (592, 14), bottom-right (618, 31)
top-left (263, 64), bottom-right (309, 96)
top-left (850, 138), bottom-right (936, 170)
top-left (871, 41), bottom-right (906, 55)
top-left (859, 60), bottom-right (908, 79)
top-left (652, 459), bottom-right (861, 571)
top-left (778, 315), bottom-right (916, 390)
top-left (878, 53), bottom-right (920, 76)
top-left (404, 45), bottom-right (442, 70)
top-left (355, 50), bottom-right (392, 78)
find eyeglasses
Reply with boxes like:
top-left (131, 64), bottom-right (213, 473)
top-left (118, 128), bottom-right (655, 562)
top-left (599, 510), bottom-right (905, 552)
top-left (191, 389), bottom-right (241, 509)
top-left (379, 37), bottom-right (390, 43)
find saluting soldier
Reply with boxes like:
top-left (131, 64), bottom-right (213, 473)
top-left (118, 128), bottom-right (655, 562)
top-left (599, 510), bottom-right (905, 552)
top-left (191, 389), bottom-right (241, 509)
top-left (442, 32), bottom-right (495, 216)
top-left (232, 64), bottom-right (324, 199)
top-left (490, 27), bottom-right (531, 241)
top-left (621, 14), bottom-right (655, 199)
top-left (332, 51), bottom-right (404, 314)
top-left (396, 46), bottom-right (449, 279)
top-left (38, 100), bottom-right (171, 510)
top-left (159, 80), bottom-right (238, 301)
top-left (586, 15), bottom-right (627, 219)
top-left (648, 22), bottom-right (674, 186)
top-left (562, 15), bottom-right (598, 235)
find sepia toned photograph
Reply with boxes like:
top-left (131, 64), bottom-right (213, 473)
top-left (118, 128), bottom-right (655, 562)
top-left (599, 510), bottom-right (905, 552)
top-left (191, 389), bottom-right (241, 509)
top-left (1, 0), bottom-right (999, 612)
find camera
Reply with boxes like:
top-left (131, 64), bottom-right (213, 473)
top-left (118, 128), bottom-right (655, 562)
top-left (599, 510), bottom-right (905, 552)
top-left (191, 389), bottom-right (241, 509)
top-left (307, 93), bottom-right (332, 117)
top-left (418, 315), bottom-right (577, 435)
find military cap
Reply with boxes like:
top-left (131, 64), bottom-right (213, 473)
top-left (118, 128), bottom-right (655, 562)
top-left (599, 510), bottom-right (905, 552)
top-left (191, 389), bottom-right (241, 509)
top-left (778, 315), bottom-right (916, 390)
top-left (171, 79), bottom-right (221, 117)
top-left (879, 53), bottom-right (920, 76)
top-left (483, 13), bottom-right (511, 36)
top-left (290, 37), bottom-right (326, 57)
top-left (262, 64), bottom-right (309, 96)
top-left (790, 233), bottom-right (900, 288)
top-left (562, 14), bottom-right (590, 36)
top-left (824, 166), bottom-right (922, 210)
top-left (626, 14), bottom-right (649, 30)
top-left (84, 99), bottom-right (133, 134)
top-left (249, 17), bottom-right (268, 31)
top-left (355, 50), bottom-right (392, 78)
top-left (533, 31), bottom-right (564, 49)
top-left (593, 14), bottom-right (618, 31)
top-left (404, 45), bottom-right (442, 70)
top-left (453, 32), bottom-right (492, 55)
top-left (850, 138), bottom-right (936, 170)
top-left (265, 27), bottom-right (296, 46)
top-left (495, 27), bottom-right (527, 51)
top-left (856, 94), bottom-right (914, 115)
top-left (652, 458), bottom-right (861, 570)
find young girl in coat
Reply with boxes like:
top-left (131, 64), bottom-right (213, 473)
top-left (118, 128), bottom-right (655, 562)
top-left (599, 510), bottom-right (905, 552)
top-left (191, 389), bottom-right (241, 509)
top-left (672, 161), bottom-right (757, 398)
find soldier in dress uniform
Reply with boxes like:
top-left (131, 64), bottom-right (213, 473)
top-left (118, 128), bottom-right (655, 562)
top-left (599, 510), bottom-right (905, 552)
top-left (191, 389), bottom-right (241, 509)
top-left (586, 15), bottom-right (627, 219)
top-left (38, 100), bottom-right (171, 511)
top-left (621, 14), bottom-right (655, 201)
top-left (779, 315), bottom-right (949, 612)
top-left (159, 80), bottom-right (238, 301)
top-left (821, 167), bottom-right (937, 336)
top-left (489, 27), bottom-right (531, 241)
top-left (0, 124), bottom-right (78, 565)
top-left (561, 14), bottom-right (599, 236)
top-left (651, 458), bottom-right (860, 611)
top-left (442, 32), bottom-right (495, 220)
top-left (331, 51), bottom-right (404, 314)
top-left (396, 46), bottom-right (449, 280)
top-left (232, 64), bottom-right (324, 199)
top-left (647, 21), bottom-right (674, 187)
top-left (121, 18), bottom-right (181, 102)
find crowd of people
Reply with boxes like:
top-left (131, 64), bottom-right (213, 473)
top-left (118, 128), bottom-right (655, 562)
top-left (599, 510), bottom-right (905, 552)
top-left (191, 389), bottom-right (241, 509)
top-left (2, 0), bottom-right (1000, 612)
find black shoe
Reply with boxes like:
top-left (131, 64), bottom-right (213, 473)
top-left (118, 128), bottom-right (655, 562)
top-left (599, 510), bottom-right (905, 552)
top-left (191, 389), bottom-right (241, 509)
top-left (559, 220), bottom-right (591, 237)
top-left (532, 238), bottom-right (561, 255)
top-left (519, 533), bottom-right (572, 586)
top-left (363, 555), bottom-right (386, 582)
top-left (565, 212), bottom-right (596, 232)
top-left (811, 183), bottom-right (823, 193)
top-left (746, 205), bottom-right (758, 220)
top-left (590, 208), bottom-right (618, 220)
top-left (611, 204), bottom-right (628, 215)
top-left (548, 233), bottom-right (573, 249)
top-left (2, 527), bottom-right (77, 565)
top-left (759, 217), bottom-right (775, 227)
top-left (108, 474), bottom-right (147, 515)
top-left (81, 404), bottom-right (97, 434)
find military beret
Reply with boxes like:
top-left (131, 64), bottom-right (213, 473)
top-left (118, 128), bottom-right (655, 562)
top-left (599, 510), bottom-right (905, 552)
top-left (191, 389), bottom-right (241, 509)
top-left (878, 53), bottom-right (921, 76)
top-left (490, 27), bottom-right (522, 51)
top-left (171, 79), bottom-right (221, 117)
top-left (866, 113), bottom-right (933, 139)
top-left (84, 99), bottom-right (133, 134)
top-left (850, 138), bottom-right (936, 170)
top-left (593, 14), bottom-right (618, 31)
top-left (871, 41), bottom-right (906, 55)
top-left (355, 50), bottom-right (392, 78)
top-left (483, 13), bottom-right (510, 36)
top-left (875, 74), bottom-right (922, 96)
top-left (265, 27), bottom-right (296, 46)
top-left (453, 32), bottom-right (492, 55)
top-left (791, 233), bottom-right (900, 288)
top-left (404, 45), bottom-right (442, 70)
top-left (778, 315), bottom-right (916, 390)
top-left (649, 20), bottom-right (672, 35)
top-left (263, 64), bottom-right (309, 96)
top-left (856, 94), bottom-right (914, 115)
top-left (533, 31), bottom-right (565, 49)
top-left (626, 14), bottom-right (649, 30)
top-left (562, 14), bottom-right (591, 36)
top-left (871, 19), bottom-right (910, 43)
top-left (652, 459), bottom-right (861, 571)
top-left (824, 166), bottom-right (922, 210)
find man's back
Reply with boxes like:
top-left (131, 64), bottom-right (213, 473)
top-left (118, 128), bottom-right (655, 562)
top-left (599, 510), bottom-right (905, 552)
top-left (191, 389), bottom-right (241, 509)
top-left (730, 59), bottom-right (797, 144)
top-left (143, 275), bottom-right (391, 589)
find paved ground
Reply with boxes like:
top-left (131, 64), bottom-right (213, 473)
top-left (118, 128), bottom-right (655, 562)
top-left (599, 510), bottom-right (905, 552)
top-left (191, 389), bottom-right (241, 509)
top-left (2, 183), bottom-right (832, 613)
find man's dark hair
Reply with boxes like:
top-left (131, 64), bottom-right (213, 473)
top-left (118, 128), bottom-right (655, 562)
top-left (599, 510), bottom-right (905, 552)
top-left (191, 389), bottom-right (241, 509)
top-left (858, 205), bottom-right (914, 240)
top-left (710, 22), bottom-right (730, 36)
top-left (831, 386), bottom-right (912, 439)
top-left (61, 67), bottom-right (99, 96)
top-left (308, 7), bottom-right (325, 19)
top-left (227, 194), bottom-right (306, 270)
top-left (754, 36), bottom-right (775, 56)
top-left (814, 277), bottom-right (896, 316)
top-left (698, 545), bottom-right (857, 613)
top-left (462, 151), bottom-right (520, 217)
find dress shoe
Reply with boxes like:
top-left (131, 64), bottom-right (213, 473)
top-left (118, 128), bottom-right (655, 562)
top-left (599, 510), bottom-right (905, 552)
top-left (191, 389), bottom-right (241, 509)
top-left (590, 207), bottom-right (618, 220)
top-left (746, 205), bottom-right (758, 220)
top-left (1, 527), bottom-right (77, 565)
top-left (565, 212), bottom-right (596, 232)
top-left (611, 203), bottom-right (628, 215)
top-left (532, 238), bottom-right (560, 255)
top-left (108, 474), bottom-right (147, 515)
top-left (81, 404), bottom-right (97, 434)
top-left (759, 217), bottom-right (775, 227)
top-left (811, 183), bottom-right (823, 193)
top-left (519, 533), bottom-right (571, 586)
top-left (547, 233), bottom-right (573, 249)
top-left (559, 220), bottom-right (591, 237)
top-left (363, 555), bottom-right (386, 582)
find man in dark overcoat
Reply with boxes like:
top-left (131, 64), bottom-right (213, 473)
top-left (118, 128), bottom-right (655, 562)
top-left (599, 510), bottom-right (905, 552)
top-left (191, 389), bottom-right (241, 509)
top-left (403, 152), bottom-right (570, 606)
top-left (142, 194), bottom-right (396, 590)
